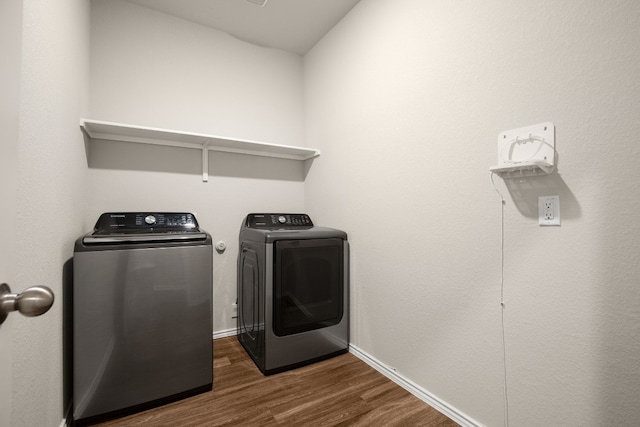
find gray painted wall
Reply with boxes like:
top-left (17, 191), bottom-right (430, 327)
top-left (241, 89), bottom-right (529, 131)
top-left (87, 0), bottom-right (307, 336)
top-left (303, 0), bottom-right (640, 425)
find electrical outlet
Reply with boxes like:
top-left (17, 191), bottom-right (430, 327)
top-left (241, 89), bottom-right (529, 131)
top-left (544, 200), bottom-right (554, 220)
top-left (232, 303), bottom-right (238, 319)
top-left (538, 196), bottom-right (560, 226)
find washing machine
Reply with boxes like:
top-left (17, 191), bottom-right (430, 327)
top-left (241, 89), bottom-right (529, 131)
top-left (72, 212), bottom-right (212, 425)
top-left (237, 213), bottom-right (349, 375)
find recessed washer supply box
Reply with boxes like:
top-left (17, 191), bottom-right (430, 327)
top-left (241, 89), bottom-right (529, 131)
top-left (490, 122), bottom-right (555, 178)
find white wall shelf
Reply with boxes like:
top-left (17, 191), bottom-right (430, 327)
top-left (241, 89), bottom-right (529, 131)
top-left (489, 122), bottom-right (555, 178)
top-left (80, 119), bottom-right (320, 182)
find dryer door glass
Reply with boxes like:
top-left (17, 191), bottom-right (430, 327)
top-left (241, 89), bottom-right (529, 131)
top-left (273, 238), bottom-right (343, 336)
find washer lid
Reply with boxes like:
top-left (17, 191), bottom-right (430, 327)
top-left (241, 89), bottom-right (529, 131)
top-left (83, 212), bottom-right (207, 244)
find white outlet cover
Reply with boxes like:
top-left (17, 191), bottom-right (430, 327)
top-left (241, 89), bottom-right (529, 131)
top-left (538, 195), bottom-right (560, 226)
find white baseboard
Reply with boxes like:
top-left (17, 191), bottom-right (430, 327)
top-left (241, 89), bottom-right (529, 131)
top-left (349, 344), bottom-right (484, 427)
top-left (213, 328), bottom-right (237, 339)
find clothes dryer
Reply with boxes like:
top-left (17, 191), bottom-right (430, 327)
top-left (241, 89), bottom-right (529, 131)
top-left (237, 213), bottom-right (349, 375)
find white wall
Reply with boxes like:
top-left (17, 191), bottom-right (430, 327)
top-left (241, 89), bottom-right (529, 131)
top-left (88, 0), bottom-right (307, 334)
top-left (0, 1), bottom-right (22, 425)
top-left (303, 0), bottom-right (640, 426)
top-left (11, 0), bottom-right (90, 425)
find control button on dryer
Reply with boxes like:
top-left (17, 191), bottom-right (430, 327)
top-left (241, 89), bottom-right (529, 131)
top-left (278, 216), bottom-right (287, 224)
top-left (145, 215), bottom-right (156, 225)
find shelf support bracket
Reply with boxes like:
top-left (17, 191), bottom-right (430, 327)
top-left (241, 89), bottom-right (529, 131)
top-left (202, 141), bottom-right (209, 182)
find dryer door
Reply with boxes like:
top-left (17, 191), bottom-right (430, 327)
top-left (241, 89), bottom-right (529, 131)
top-left (273, 238), bottom-right (344, 337)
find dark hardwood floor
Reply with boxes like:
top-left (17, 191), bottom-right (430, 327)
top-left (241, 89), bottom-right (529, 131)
top-left (94, 337), bottom-right (458, 426)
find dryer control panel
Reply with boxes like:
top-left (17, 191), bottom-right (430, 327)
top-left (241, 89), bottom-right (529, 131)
top-left (246, 213), bottom-right (313, 229)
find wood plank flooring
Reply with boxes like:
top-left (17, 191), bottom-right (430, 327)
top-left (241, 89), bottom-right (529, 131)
top-left (94, 337), bottom-right (458, 426)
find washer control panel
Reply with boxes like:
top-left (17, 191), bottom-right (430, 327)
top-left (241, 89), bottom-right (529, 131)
top-left (93, 212), bottom-right (199, 234)
top-left (246, 213), bottom-right (313, 229)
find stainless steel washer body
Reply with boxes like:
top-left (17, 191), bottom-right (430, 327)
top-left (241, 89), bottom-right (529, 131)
top-left (72, 212), bottom-right (212, 425)
top-left (237, 213), bottom-right (349, 375)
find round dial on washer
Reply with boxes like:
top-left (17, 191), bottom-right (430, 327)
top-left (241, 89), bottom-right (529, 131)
top-left (278, 215), bottom-right (287, 224)
top-left (145, 215), bottom-right (156, 225)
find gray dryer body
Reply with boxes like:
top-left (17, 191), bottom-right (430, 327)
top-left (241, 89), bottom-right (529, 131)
top-left (237, 213), bottom-right (349, 375)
